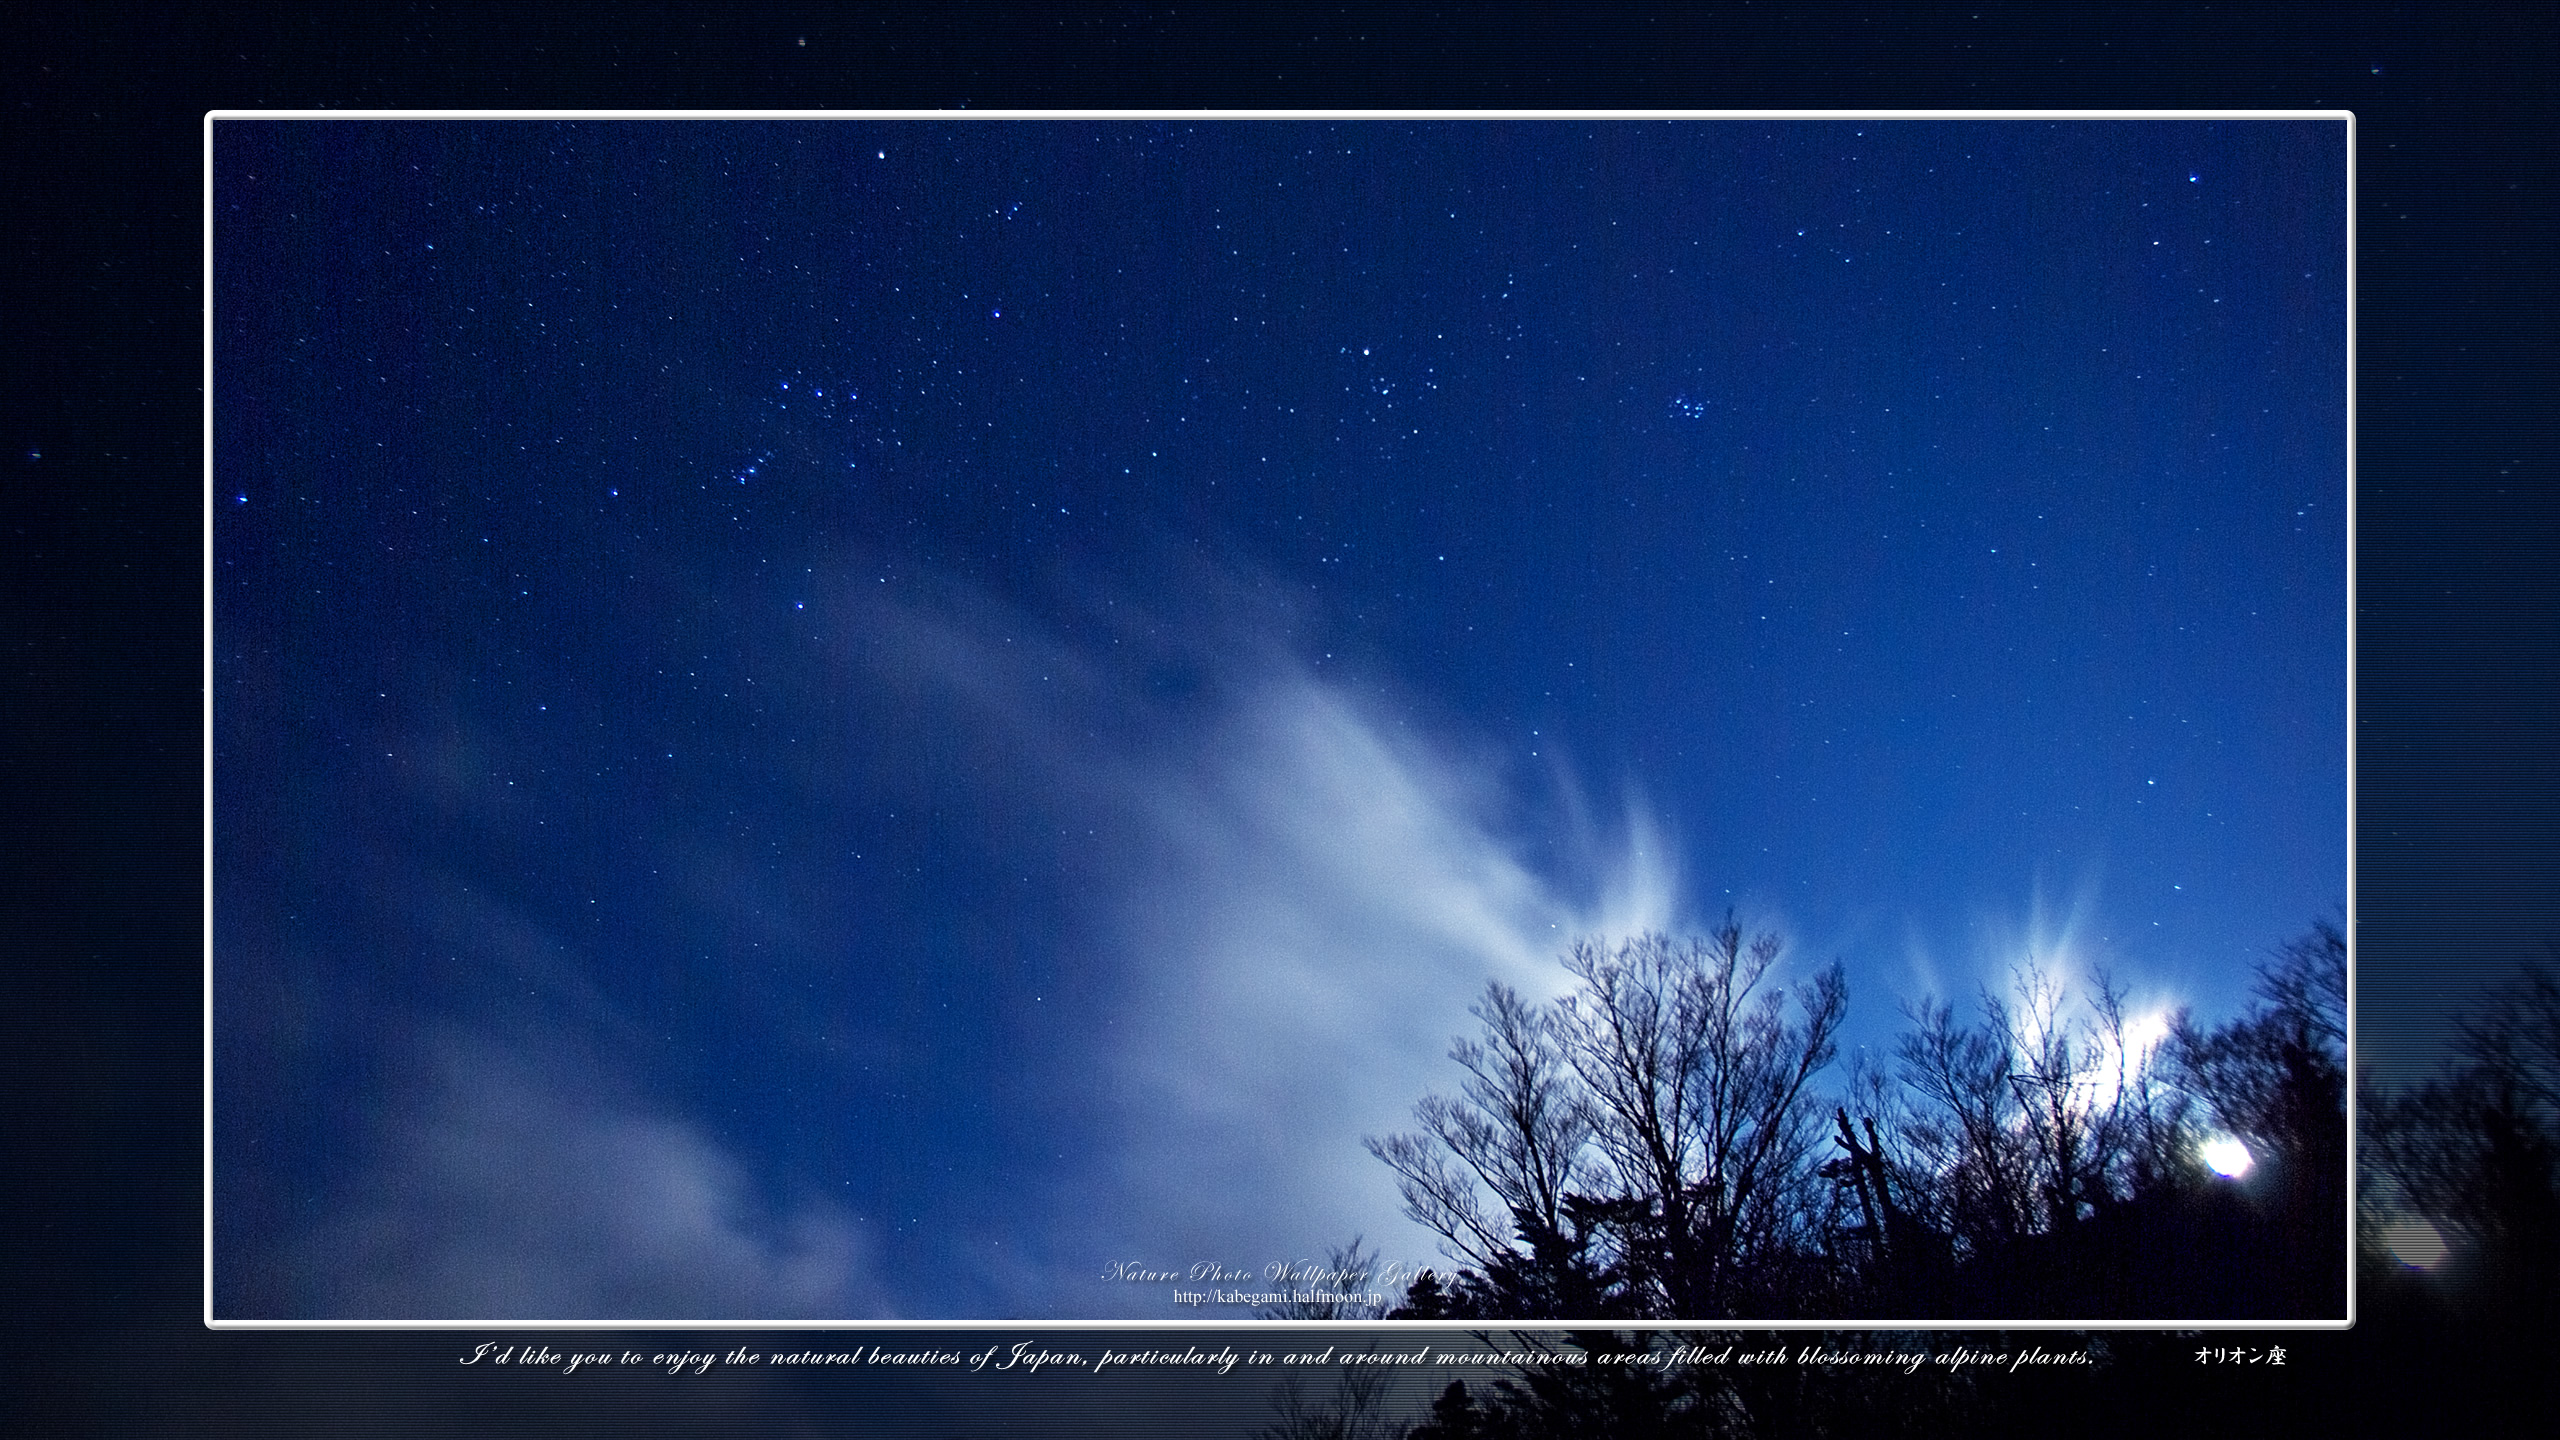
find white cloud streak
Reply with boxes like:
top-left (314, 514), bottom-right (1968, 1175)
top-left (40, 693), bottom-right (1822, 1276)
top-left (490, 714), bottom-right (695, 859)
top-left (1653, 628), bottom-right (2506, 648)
top-left (845, 567), bottom-right (1679, 1311)
top-left (1092, 671), bottom-right (1677, 1294)
top-left (301, 1034), bottom-right (888, 1320)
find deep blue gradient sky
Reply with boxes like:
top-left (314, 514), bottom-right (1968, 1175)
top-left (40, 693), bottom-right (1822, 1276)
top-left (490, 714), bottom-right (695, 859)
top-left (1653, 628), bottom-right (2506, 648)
top-left (213, 118), bottom-right (2345, 1321)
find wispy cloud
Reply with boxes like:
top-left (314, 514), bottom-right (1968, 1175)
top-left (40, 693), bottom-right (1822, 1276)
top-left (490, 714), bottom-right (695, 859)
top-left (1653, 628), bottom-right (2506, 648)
top-left (251, 553), bottom-right (1683, 1321)
top-left (299, 1032), bottom-right (887, 1319)
top-left (843, 563), bottom-right (1679, 1309)
top-left (1092, 670), bottom-right (1675, 1292)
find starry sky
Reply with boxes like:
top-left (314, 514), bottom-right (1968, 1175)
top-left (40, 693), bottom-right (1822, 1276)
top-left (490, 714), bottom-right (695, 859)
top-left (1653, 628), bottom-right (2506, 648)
top-left (212, 118), bottom-right (2346, 1321)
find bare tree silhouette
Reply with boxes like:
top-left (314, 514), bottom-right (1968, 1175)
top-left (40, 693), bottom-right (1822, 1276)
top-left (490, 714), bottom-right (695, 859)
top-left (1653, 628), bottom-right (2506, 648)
top-left (2365, 952), bottom-right (2559, 1325)
top-left (1370, 919), bottom-right (1846, 1319)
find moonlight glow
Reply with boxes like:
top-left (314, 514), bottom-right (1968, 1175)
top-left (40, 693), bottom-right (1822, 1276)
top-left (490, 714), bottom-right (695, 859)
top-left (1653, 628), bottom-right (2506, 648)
top-left (2201, 1135), bottom-right (2254, 1178)
top-left (2384, 1217), bottom-right (2448, 1270)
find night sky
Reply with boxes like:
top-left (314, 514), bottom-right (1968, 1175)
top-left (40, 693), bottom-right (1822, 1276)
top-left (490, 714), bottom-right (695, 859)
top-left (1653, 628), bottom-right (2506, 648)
top-left (212, 118), bottom-right (2346, 1321)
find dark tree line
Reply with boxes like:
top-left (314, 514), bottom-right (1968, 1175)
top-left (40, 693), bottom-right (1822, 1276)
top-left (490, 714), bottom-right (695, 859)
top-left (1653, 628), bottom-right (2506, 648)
top-left (1365, 915), bottom-right (2349, 1320)
top-left (1256, 931), bottom-right (2560, 1438)
top-left (2362, 954), bottom-right (2560, 1331)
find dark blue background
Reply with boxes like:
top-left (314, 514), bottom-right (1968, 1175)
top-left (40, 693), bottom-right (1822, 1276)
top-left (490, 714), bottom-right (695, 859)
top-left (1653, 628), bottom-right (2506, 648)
top-left (5, 20), bottom-right (2552, 1437)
